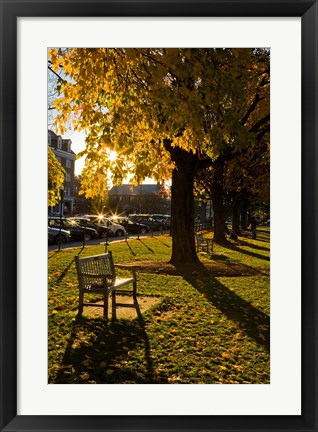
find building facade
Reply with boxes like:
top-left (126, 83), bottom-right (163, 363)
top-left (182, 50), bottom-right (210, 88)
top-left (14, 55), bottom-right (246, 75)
top-left (48, 130), bottom-right (76, 215)
top-left (109, 183), bottom-right (171, 215)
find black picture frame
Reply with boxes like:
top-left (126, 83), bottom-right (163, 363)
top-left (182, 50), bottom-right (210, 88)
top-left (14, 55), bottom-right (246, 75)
top-left (0, 1), bottom-right (317, 431)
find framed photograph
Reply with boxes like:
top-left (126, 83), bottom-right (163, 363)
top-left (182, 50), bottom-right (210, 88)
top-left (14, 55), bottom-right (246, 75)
top-left (1, 0), bottom-right (317, 431)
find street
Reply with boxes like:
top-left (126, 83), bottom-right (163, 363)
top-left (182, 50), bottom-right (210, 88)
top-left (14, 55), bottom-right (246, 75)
top-left (48, 230), bottom-right (169, 252)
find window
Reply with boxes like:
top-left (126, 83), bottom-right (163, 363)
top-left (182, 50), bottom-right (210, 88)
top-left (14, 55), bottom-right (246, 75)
top-left (64, 187), bottom-right (70, 196)
top-left (66, 160), bottom-right (71, 168)
top-left (48, 134), bottom-right (51, 145)
top-left (65, 173), bottom-right (71, 182)
top-left (57, 137), bottom-right (62, 149)
top-left (67, 141), bottom-right (71, 152)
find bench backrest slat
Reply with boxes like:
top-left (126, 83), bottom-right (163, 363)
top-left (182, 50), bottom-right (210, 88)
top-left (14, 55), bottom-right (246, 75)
top-left (75, 252), bottom-right (116, 290)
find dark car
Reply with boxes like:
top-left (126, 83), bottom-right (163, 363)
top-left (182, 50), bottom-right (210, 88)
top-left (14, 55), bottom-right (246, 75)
top-left (111, 217), bottom-right (150, 234)
top-left (151, 214), bottom-right (171, 229)
top-left (68, 217), bottom-right (110, 239)
top-left (48, 217), bottom-right (99, 242)
top-left (129, 215), bottom-right (164, 231)
top-left (48, 226), bottom-right (71, 244)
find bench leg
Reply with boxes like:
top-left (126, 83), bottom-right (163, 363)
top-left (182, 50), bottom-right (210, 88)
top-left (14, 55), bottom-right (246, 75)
top-left (111, 291), bottom-right (117, 320)
top-left (78, 291), bottom-right (84, 315)
top-left (103, 290), bottom-right (108, 320)
top-left (132, 281), bottom-right (138, 306)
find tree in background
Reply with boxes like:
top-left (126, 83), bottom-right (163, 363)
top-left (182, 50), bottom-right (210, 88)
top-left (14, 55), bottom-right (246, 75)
top-left (49, 48), bottom-right (269, 264)
top-left (48, 146), bottom-right (65, 207)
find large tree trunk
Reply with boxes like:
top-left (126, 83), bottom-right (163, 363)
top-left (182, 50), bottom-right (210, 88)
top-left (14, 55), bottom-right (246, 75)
top-left (170, 161), bottom-right (200, 266)
top-left (211, 163), bottom-right (227, 244)
top-left (232, 198), bottom-right (241, 235)
top-left (240, 195), bottom-right (248, 230)
top-left (161, 141), bottom-right (203, 266)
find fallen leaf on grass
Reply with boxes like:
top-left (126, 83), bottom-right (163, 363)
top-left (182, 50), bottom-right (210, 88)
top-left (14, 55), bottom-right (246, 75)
top-left (80, 372), bottom-right (90, 380)
top-left (56, 364), bottom-right (72, 371)
top-left (168, 375), bottom-right (182, 383)
top-left (221, 352), bottom-right (231, 359)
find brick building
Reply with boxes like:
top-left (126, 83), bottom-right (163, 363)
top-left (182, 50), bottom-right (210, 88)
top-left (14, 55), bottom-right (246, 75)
top-left (109, 183), bottom-right (170, 215)
top-left (48, 130), bottom-right (76, 215)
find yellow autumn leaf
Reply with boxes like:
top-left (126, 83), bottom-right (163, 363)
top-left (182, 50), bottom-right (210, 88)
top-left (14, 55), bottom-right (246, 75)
top-left (221, 352), bottom-right (231, 359)
top-left (106, 369), bottom-right (114, 375)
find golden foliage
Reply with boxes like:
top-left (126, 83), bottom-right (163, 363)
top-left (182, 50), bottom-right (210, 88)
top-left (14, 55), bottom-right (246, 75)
top-left (49, 48), bottom-right (269, 198)
top-left (48, 146), bottom-right (65, 206)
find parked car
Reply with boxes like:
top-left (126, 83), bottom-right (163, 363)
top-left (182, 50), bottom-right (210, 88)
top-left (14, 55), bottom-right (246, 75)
top-left (48, 226), bottom-right (71, 244)
top-left (48, 217), bottom-right (99, 242)
top-left (129, 214), bottom-right (164, 231)
top-left (110, 216), bottom-right (150, 234)
top-left (68, 217), bottom-right (110, 239)
top-left (151, 214), bottom-right (171, 229)
top-left (81, 215), bottom-right (127, 237)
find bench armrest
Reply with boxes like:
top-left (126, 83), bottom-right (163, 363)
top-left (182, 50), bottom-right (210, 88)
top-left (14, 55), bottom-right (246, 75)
top-left (114, 264), bottom-right (140, 270)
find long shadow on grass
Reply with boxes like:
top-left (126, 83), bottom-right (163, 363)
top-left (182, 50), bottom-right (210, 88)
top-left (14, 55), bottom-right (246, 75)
top-left (208, 254), bottom-right (267, 276)
top-left (56, 249), bottom-right (84, 283)
top-left (237, 240), bottom-right (270, 252)
top-left (53, 314), bottom-right (160, 384)
top-left (124, 240), bottom-right (137, 256)
top-left (48, 250), bottom-right (60, 260)
top-left (240, 233), bottom-right (270, 244)
top-left (152, 236), bottom-right (171, 248)
top-left (138, 239), bottom-right (155, 254)
top-left (222, 241), bottom-right (270, 262)
top-left (183, 274), bottom-right (270, 352)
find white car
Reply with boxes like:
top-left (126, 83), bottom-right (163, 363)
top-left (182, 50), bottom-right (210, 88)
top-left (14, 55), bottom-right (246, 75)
top-left (81, 215), bottom-right (127, 237)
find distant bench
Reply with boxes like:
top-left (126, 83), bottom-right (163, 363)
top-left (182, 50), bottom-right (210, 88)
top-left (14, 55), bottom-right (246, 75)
top-left (75, 251), bottom-right (139, 320)
top-left (195, 233), bottom-right (214, 253)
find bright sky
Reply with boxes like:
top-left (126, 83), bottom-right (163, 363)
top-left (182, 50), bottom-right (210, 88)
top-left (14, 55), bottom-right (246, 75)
top-left (58, 129), bottom-right (86, 175)
top-left (62, 128), bottom-right (157, 184)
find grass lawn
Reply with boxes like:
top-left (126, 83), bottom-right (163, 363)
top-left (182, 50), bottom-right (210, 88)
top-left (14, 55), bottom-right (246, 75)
top-left (48, 228), bottom-right (270, 384)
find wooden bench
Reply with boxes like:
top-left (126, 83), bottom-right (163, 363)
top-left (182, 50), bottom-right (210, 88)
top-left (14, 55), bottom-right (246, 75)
top-left (195, 233), bottom-right (214, 253)
top-left (75, 251), bottom-right (139, 320)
